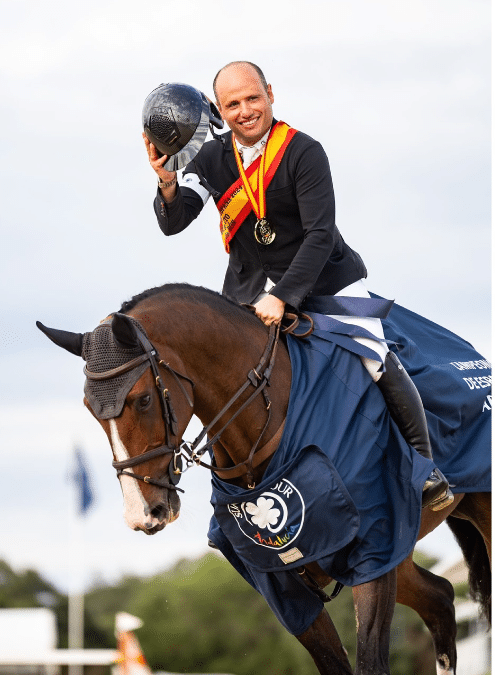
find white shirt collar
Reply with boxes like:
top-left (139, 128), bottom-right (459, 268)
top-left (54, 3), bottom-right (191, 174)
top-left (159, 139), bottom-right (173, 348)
top-left (234, 128), bottom-right (271, 154)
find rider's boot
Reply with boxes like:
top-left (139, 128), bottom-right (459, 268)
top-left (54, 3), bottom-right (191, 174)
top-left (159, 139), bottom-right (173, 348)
top-left (376, 351), bottom-right (454, 511)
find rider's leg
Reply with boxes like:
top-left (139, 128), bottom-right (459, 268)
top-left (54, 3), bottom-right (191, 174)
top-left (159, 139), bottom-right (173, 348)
top-left (374, 351), bottom-right (453, 510)
top-left (330, 281), bottom-right (453, 511)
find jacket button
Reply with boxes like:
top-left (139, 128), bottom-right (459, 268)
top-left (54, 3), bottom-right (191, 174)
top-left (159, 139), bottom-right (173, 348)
top-left (263, 264), bottom-right (271, 271)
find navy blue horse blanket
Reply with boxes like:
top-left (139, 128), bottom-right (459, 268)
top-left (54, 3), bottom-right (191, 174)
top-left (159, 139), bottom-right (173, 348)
top-left (208, 300), bottom-right (491, 635)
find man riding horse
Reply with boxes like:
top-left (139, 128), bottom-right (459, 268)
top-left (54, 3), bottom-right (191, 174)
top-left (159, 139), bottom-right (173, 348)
top-left (143, 60), bottom-right (453, 511)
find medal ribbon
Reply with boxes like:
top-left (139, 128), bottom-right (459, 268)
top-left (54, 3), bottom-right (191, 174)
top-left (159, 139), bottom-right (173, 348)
top-left (232, 135), bottom-right (268, 222)
top-left (217, 121), bottom-right (298, 252)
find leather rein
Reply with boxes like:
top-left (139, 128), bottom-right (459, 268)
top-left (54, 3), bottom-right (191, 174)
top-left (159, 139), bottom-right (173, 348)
top-left (85, 311), bottom-right (313, 493)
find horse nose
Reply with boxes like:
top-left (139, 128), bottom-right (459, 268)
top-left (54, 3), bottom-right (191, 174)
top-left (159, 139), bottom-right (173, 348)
top-left (126, 514), bottom-right (161, 533)
top-left (142, 518), bottom-right (166, 535)
top-left (144, 518), bottom-right (156, 530)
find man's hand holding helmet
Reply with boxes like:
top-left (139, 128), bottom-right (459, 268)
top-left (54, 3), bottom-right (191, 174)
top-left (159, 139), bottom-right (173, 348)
top-left (142, 82), bottom-right (223, 202)
top-left (142, 133), bottom-right (177, 202)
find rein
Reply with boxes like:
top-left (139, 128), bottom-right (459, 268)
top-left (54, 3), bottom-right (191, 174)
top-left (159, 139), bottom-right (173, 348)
top-left (181, 311), bottom-right (314, 487)
top-left (182, 320), bottom-right (281, 488)
top-left (86, 310), bottom-right (313, 492)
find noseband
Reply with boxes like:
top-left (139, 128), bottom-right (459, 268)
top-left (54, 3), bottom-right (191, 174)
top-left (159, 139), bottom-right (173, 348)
top-left (85, 311), bottom-right (313, 493)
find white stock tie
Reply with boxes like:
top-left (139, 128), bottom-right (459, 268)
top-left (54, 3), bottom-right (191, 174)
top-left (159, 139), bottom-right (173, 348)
top-left (241, 145), bottom-right (258, 168)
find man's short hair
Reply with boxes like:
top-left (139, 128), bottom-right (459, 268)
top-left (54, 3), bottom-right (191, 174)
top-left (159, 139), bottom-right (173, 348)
top-left (213, 61), bottom-right (268, 101)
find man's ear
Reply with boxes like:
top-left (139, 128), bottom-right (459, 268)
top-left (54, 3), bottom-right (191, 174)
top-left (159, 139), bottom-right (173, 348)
top-left (267, 84), bottom-right (274, 105)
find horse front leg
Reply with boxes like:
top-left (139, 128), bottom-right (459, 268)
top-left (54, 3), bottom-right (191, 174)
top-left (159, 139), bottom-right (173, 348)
top-left (352, 569), bottom-right (397, 675)
top-left (296, 607), bottom-right (354, 674)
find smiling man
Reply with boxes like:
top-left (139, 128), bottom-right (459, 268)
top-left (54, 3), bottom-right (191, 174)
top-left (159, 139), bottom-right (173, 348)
top-left (213, 62), bottom-right (274, 146)
top-left (144, 60), bottom-right (453, 511)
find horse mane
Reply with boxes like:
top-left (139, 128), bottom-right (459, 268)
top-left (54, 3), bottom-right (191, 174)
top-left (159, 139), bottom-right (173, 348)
top-left (118, 283), bottom-right (264, 329)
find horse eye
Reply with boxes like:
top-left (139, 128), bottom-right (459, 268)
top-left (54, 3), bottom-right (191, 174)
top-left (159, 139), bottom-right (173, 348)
top-left (138, 394), bottom-right (151, 410)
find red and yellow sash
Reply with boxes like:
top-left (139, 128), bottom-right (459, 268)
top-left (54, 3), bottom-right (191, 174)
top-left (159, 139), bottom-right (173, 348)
top-left (217, 121), bottom-right (298, 252)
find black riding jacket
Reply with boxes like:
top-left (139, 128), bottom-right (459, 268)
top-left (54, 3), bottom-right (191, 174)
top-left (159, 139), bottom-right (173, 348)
top-left (154, 120), bottom-right (367, 309)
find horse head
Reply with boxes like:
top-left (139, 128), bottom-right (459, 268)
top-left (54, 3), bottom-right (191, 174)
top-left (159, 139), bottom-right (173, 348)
top-left (37, 313), bottom-right (195, 535)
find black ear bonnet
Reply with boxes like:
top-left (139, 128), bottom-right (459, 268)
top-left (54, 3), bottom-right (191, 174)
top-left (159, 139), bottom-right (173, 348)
top-left (82, 316), bottom-right (150, 419)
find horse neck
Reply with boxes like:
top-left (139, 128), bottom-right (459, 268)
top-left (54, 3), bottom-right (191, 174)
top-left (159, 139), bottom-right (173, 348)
top-left (132, 296), bottom-right (291, 479)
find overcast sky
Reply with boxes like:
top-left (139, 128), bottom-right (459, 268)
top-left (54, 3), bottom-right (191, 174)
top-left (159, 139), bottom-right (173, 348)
top-left (0, 0), bottom-right (490, 594)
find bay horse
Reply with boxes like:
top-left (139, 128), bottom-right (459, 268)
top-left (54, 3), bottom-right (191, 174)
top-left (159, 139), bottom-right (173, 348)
top-left (37, 283), bottom-right (491, 675)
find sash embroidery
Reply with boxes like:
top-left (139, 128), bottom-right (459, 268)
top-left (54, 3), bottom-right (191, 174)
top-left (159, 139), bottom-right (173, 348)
top-left (217, 121), bottom-right (298, 253)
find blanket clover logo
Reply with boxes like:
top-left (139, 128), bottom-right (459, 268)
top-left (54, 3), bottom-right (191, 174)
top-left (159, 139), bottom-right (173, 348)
top-left (227, 479), bottom-right (305, 549)
top-left (245, 497), bottom-right (280, 528)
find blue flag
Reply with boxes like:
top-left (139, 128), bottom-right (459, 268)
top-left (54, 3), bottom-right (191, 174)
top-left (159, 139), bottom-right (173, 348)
top-left (71, 447), bottom-right (94, 515)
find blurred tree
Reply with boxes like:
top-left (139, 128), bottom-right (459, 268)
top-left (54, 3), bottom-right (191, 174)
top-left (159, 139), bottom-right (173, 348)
top-left (0, 547), bottom-right (445, 673)
top-left (0, 542), bottom-right (454, 674)
top-left (87, 554), bottom-right (316, 674)
top-left (84, 550), bottom-right (441, 675)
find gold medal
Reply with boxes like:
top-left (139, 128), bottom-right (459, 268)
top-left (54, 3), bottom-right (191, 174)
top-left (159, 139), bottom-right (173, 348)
top-left (254, 218), bottom-right (276, 245)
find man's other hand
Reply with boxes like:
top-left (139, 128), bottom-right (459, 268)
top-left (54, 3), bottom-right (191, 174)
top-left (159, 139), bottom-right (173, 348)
top-left (254, 295), bottom-right (286, 326)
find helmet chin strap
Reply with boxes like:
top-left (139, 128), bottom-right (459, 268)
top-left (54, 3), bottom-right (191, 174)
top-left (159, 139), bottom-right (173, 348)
top-left (209, 122), bottom-right (225, 144)
top-left (207, 100), bottom-right (224, 130)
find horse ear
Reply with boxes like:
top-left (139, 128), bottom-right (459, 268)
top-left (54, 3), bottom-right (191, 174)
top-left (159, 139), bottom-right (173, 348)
top-left (36, 321), bottom-right (84, 357)
top-left (111, 313), bottom-right (139, 349)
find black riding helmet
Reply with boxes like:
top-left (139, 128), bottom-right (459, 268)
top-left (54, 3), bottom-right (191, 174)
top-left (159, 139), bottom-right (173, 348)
top-left (143, 82), bottom-right (223, 171)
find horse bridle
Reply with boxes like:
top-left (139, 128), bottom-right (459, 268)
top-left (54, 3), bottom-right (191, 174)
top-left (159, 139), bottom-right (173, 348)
top-left (85, 311), bottom-right (313, 492)
top-left (84, 326), bottom-right (194, 493)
